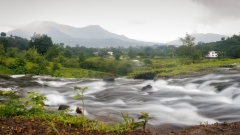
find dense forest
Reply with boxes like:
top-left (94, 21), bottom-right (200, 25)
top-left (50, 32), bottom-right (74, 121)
top-left (1, 31), bottom-right (240, 77)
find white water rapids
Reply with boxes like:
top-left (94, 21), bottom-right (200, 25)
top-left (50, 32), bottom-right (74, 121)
top-left (7, 71), bottom-right (240, 132)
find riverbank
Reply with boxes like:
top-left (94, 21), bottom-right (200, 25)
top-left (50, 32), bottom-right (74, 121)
top-left (1, 117), bottom-right (240, 135)
top-left (0, 117), bottom-right (153, 135)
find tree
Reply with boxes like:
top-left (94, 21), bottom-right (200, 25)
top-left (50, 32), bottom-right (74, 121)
top-left (179, 33), bottom-right (195, 57)
top-left (128, 50), bottom-right (135, 59)
top-left (0, 32), bottom-right (6, 37)
top-left (115, 54), bottom-right (121, 61)
top-left (144, 47), bottom-right (155, 58)
top-left (0, 37), bottom-right (10, 52)
top-left (144, 59), bottom-right (152, 66)
top-left (191, 50), bottom-right (202, 63)
top-left (78, 52), bottom-right (87, 62)
top-left (45, 45), bottom-right (60, 61)
top-left (29, 33), bottom-right (53, 55)
top-left (0, 44), bottom-right (6, 64)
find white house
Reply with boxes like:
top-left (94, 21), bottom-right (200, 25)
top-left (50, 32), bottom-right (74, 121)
top-left (108, 51), bottom-right (113, 55)
top-left (206, 51), bottom-right (218, 58)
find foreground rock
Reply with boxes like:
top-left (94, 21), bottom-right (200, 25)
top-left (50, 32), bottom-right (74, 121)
top-left (142, 84), bottom-right (152, 91)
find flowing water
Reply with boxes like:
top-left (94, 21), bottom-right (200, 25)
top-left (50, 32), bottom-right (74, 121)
top-left (7, 71), bottom-right (240, 133)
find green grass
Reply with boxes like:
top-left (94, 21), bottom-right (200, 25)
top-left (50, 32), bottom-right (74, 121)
top-left (127, 57), bottom-right (240, 78)
top-left (3, 57), bottom-right (240, 79)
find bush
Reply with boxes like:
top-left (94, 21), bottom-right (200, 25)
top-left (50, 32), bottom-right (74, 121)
top-left (8, 57), bottom-right (27, 74)
top-left (144, 59), bottom-right (152, 66)
top-left (116, 61), bottom-right (134, 76)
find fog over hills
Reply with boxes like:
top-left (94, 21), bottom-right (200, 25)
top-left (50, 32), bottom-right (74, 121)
top-left (167, 33), bottom-right (228, 45)
top-left (7, 21), bottom-right (154, 47)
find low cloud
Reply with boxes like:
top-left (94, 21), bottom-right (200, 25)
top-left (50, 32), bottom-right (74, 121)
top-left (192, 0), bottom-right (240, 25)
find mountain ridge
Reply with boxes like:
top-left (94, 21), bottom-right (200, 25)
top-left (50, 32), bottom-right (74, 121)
top-left (7, 21), bottom-right (146, 47)
top-left (167, 33), bottom-right (228, 45)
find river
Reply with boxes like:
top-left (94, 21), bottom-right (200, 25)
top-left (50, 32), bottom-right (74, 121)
top-left (3, 71), bottom-right (240, 133)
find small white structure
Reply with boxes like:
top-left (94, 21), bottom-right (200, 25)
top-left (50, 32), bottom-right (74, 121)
top-left (93, 52), bottom-right (99, 56)
top-left (206, 51), bottom-right (218, 58)
top-left (108, 51), bottom-right (113, 55)
top-left (132, 60), bottom-right (144, 66)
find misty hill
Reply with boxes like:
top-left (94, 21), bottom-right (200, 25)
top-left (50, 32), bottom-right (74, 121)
top-left (7, 21), bottom-right (152, 47)
top-left (167, 33), bottom-right (228, 45)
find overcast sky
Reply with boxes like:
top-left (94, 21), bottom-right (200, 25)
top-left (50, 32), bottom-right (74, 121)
top-left (0, 0), bottom-right (240, 42)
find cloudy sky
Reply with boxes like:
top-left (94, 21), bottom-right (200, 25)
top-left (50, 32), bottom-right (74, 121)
top-left (0, 0), bottom-right (240, 43)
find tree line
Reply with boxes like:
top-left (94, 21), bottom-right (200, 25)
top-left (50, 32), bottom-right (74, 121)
top-left (1, 31), bottom-right (240, 76)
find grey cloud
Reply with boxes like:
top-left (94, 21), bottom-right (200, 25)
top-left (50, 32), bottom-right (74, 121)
top-left (192, 0), bottom-right (240, 25)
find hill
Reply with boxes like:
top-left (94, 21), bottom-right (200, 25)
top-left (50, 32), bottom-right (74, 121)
top-left (167, 33), bottom-right (228, 45)
top-left (7, 21), bottom-right (154, 47)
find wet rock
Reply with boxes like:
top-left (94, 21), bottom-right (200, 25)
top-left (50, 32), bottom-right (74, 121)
top-left (0, 74), bottom-right (41, 88)
top-left (141, 84), bottom-right (152, 91)
top-left (134, 72), bottom-right (155, 80)
top-left (58, 105), bottom-right (70, 110)
top-left (103, 77), bottom-right (115, 82)
top-left (210, 83), bottom-right (231, 92)
top-left (0, 75), bottom-right (13, 80)
top-left (76, 107), bottom-right (82, 114)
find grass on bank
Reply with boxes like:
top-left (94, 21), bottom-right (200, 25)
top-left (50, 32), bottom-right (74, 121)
top-left (127, 58), bottom-right (240, 78)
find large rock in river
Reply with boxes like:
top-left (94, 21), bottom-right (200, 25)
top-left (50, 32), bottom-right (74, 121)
top-left (58, 104), bottom-right (70, 110)
top-left (103, 77), bottom-right (115, 82)
top-left (141, 84), bottom-right (152, 91)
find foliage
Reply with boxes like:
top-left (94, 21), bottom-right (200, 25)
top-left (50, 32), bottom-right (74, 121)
top-left (128, 50), bottom-right (136, 58)
top-left (0, 90), bottom-right (27, 117)
top-left (116, 61), bottom-right (134, 76)
top-left (78, 51), bottom-right (87, 62)
top-left (29, 33), bottom-right (53, 55)
top-left (45, 45), bottom-right (61, 61)
top-left (0, 37), bottom-right (10, 52)
top-left (8, 57), bottom-right (27, 74)
top-left (144, 59), bottom-right (152, 66)
top-left (191, 49), bottom-right (202, 63)
top-left (24, 48), bottom-right (41, 62)
top-left (74, 86), bottom-right (88, 116)
top-left (29, 56), bottom-right (50, 75)
top-left (22, 92), bottom-right (49, 114)
top-left (6, 47), bottom-right (18, 57)
top-left (0, 44), bottom-right (6, 65)
top-left (121, 112), bottom-right (142, 131)
top-left (138, 112), bottom-right (153, 132)
top-left (52, 62), bottom-right (60, 71)
top-left (115, 53), bottom-right (121, 61)
top-left (0, 32), bottom-right (6, 37)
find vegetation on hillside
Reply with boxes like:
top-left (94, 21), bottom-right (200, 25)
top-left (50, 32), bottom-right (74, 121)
top-left (1, 32), bottom-right (240, 78)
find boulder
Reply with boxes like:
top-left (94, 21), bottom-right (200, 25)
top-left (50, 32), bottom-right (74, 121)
top-left (141, 84), bottom-right (152, 91)
top-left (134, 72), bottom-right (155, 80)
top-left (58, 104), bottom-right (70, 110)
top-left (103, 77), bottom-right (115, 82)
top-left (76, 107), bottom-right (82, 114)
